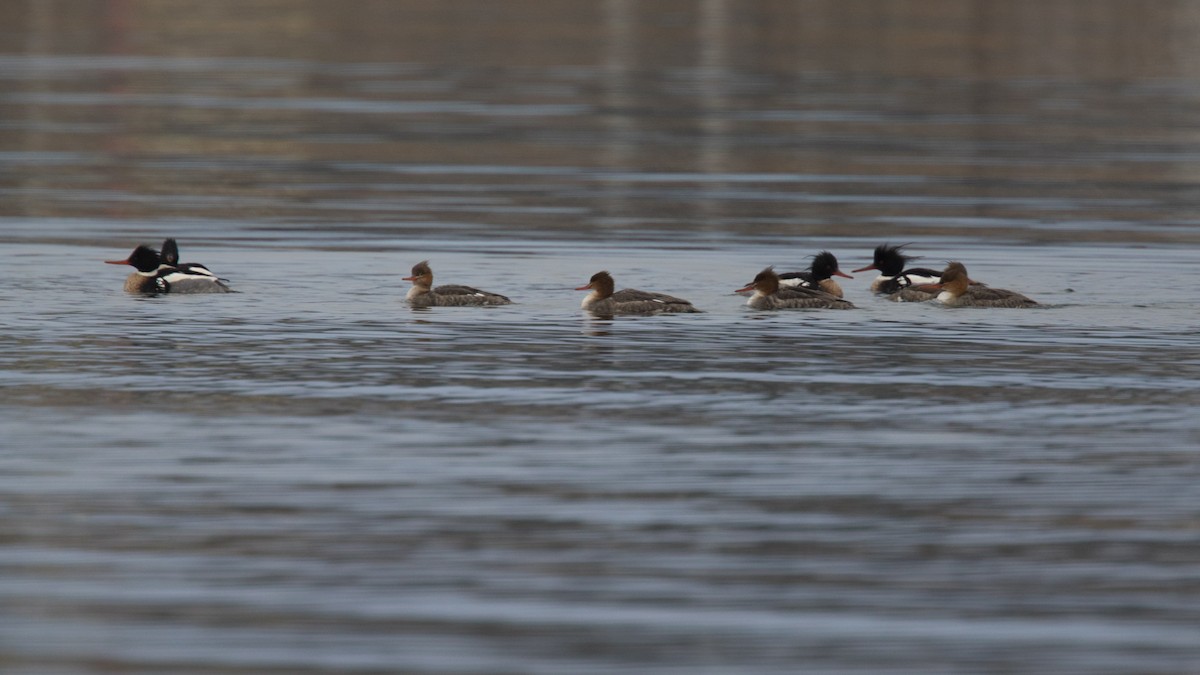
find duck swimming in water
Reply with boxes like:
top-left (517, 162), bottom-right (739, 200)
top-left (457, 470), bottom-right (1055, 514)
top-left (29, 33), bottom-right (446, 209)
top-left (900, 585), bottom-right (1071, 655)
top-left (160, 238), bottom-right (221, 280)
top-left (927, 262), bottom-right (1037, 308)
top-left (105, 243), bottom-right (231, 294)
top-left (778, 251), bottom-right (854, 298)
top-left (402, 260), bottom-right (512, 307)
top-left (576, 271), bottom-right (699, 315)
top-left (737, 267), bottom-right (855, 310)
top-left (853, 244), bottom-right (942, 295)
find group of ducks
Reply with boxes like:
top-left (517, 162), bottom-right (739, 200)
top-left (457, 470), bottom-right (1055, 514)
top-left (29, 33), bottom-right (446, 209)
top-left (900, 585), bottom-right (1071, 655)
top-left (106, 241), bottom-right (1039, 312)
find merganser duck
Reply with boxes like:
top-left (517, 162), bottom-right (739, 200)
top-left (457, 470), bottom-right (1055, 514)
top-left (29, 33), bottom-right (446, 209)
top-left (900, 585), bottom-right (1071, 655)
top-left (160, 238), bottom-right (220, 280)
top-left (852, 244), bottom-right (942, 294)
top-left (737, 267), bottom-right (855, 310)
top-left (105, 244), bottom-right (231, 293)
top-left (402, 260), bottom-right (512, 307)
top-left (778, 251), bottom-right (854, 298)
top-left (928, 262), bottom-right (1037, 308)
top-left (576, 271), bottom-right (699, 315)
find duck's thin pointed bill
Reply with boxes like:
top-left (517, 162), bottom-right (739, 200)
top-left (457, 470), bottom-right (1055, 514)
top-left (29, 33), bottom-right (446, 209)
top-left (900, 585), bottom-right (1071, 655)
top-left (574, 284), bottom-right (592, 291)
top-left (402, 275), bottom-right (417, 281)
top-left (104, 258), bottom-right (130, 265)
top-left (734, 283), bottom-right (755, 293)
top-left (833, 270), bottom-right (854, 279)
top-left (851, 264), bottom-right (876, 273)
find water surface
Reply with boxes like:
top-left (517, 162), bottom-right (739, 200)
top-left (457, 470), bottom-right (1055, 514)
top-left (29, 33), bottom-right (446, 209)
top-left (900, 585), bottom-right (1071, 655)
top-left (2, 2), bottom-right (1199, 673)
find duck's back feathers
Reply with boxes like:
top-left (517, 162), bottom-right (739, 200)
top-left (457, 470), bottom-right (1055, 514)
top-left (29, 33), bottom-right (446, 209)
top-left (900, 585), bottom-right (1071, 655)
top-left (902, 267), bottom-right (943, 280)
top-left (612, 288), bottom-right (692, 305)
top-left (873, 268), bottom-right (943, 295)
top-left (750, 285), bottom-right (855, 310)
top-left (886, 285), bottom-right (939, 303)
top-left (952, 286), bottom-right (1038, 308)
top-left (160, 269), bottom-right (233, 293)
top-left (778, 271), bottom-right (848, 299)
top-left (589, 288), bottom-right (699, 315)
top-left (422, 284), bottom-right (512, 307)
top-left (777, 270), bottom-right (815, 288)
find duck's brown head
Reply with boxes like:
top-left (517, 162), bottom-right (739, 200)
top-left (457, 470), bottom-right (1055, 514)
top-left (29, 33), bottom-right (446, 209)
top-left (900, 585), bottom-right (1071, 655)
top-left (933, 261), bottom-right (972, 296)
top-left (736, 266), bottom-right (779, 295)
top-left (575, 270), bottom-right (615, 299)
top-left (403, 260), bottom-right (433, 286)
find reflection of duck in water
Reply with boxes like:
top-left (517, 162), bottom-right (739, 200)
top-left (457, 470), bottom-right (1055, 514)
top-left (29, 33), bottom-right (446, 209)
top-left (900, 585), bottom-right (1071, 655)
top-left (777, 251), bottom-right (854, 298)
top-left (576, 271), bottom-right (699, 315)
top-left (402, 260), bottom-right (512, 307)
top-left (853, 243), bottom-right (942, 295)
top-left (927, 262), bottom-right (1037, 308)
top-left (737, 267), bottom-right (855, 310)
top-left (106, 243), bottom-right (231, 293)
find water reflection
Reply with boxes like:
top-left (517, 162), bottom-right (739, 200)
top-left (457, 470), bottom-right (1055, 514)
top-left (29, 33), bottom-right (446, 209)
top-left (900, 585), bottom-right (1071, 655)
top-left (3, 3), bottom-right (1200, 243)
top-left (579, 314), bottom-right (615, 337)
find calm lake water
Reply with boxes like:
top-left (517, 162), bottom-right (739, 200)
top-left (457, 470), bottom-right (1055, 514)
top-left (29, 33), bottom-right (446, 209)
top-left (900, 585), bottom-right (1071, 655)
top-left (2, 2), bottom-right (1199, 673)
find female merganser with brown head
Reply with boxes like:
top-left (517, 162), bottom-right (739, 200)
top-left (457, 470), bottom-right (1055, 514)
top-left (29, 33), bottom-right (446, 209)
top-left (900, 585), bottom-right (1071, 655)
top-left (737, 267), bottom-right (855, 310)
top-left (402, 260), bottom-right (512, 307)
top-left (778, 251), bottom-right (854, 298)
top-left (853, 243), bottom-right (941, 294)
top-left (105, 244), bottom-right (231, 293)
top-left (576, 271), bottom-right (699, 315)
top-left (928, 262), bottom-right (1037, 308)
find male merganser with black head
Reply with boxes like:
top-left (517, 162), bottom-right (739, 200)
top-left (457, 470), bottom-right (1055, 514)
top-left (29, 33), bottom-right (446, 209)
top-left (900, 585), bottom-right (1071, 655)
top-left (402, 260), bottom-right (511, 307)
top-left (161, 238), bottom-right (220, 280)
top-left (737, 267), bottom-right (855, 310)
top-left (576, 271), bottom-right (699, 315)
top-left (928, 262), bottom-right (1037, 308)
top-left (778, 251), bottom-right (854, 298)
top-left (106, 244), bottom-right (231, 294)
top-left (853, 244), bottom-right (942, 294)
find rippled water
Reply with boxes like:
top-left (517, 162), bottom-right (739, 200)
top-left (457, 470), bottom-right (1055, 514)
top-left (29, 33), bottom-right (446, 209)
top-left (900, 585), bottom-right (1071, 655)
top-left (3, 2), bottom-right (1200, 674)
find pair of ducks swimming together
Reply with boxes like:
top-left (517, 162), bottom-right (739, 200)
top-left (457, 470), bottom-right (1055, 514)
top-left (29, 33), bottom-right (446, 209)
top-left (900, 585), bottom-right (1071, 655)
top-left (106, 239), bottom-right (230, 294)
top-left (106, 241), bottom-right (1038, 312)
